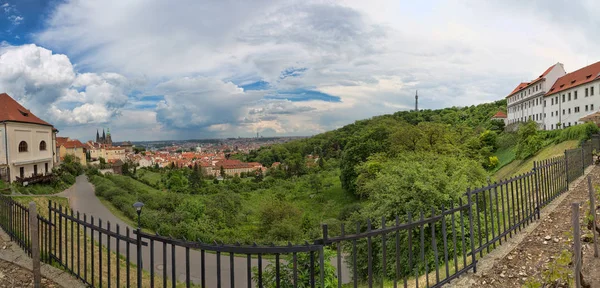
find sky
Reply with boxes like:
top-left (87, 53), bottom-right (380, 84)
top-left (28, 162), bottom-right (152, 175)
top-left (1, 0), bottom-right (600, 141)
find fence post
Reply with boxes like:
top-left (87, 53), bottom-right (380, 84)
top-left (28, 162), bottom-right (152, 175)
top-left (136, 228), bottom-right (142, 288)
top-left (565, 150), bottom-right (569, 191)
top-left (587, 176), bottom-right (599, 258)
top-left (29, 202), bottom-right (41, 288)
top-left (533, 161), bottom-right (541, 219)
top-left (572, 202), bottom-right (582, 288)
top-left (466, 188), bottom-right (477, 273)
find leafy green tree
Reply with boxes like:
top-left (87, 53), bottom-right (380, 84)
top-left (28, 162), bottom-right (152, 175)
top-left (258, 200), bottom-right (302, 241)
top-left (516, 121), bottom-right (542, 159)
top-left (479, 130), bottom-right (497, 151)
top-left (308, 173), bottom-right (323, 194)
top-left (188, 163), bottom-right (203, 194)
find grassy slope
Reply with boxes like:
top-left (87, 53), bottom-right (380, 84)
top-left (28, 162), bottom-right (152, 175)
top-left (136, 169), bottom-right (162, 187)
top-left (493, 140), bottom-right (579, 181)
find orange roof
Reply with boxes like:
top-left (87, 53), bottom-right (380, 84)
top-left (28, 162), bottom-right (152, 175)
top-left (63, 139), bottom-right (85, 149)
top-left (506, 63), bottom-right (558, 98)
top-left (492, 111), bottom-right (507, 118)
top-left (546, 61), bottom-right (600, 96)
top-left (0, 93), bottom-right (53, 127)
top-left (56, 137), bottom-right (69, 147)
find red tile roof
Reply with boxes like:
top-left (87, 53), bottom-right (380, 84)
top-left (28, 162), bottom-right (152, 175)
top-left (492, 111), bottom-right (507, 118)
top-left (56, 137), bottom-right (85, 149)
top-left (0, 93), bottom-right (53, 127)
top-left (506, 63), bottom-right (558, 98)
top-left (546, 61), bottom-right (600, 96)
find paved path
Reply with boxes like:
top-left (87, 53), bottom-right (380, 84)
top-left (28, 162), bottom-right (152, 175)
top-left (58, 175), bottom-right (351, 287)
top-left (60, 175), bottom-right (260, 287)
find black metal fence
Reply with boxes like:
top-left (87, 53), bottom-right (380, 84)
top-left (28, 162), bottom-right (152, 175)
top-left (0, 140), bottom-right (597, 288)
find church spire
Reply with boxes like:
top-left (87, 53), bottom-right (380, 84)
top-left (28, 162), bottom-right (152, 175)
top-left (96, 129), bottom-right (100, 143)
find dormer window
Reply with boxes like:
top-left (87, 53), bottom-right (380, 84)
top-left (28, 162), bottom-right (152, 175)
top-left (18, 109), bottom-right (28, 117)
top-left (560, 84), bottom-right (565, 88)
top-left (587, 74), bottom-right (592, 79)
top-left (571, 79), bottom-right (576, 84)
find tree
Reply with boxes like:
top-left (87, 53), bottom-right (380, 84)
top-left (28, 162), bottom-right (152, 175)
top-left (188, 163), bottom-right (203, 194)
top-left (516, 121), bottom-right (542, 159)
top-left (318, 156), bottom-right (325, 169)
top-left (219, 166), bottom-right (226, 178)
top-left (308, 173), bottom-right (323, 194)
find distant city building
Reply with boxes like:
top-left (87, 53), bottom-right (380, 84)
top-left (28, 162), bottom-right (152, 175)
top-left (0, 93), bottom-right (58, 183)
top-left (56, 137), bottom-right (87, 165)
top-left (96, 128), bottom-right (113, 146)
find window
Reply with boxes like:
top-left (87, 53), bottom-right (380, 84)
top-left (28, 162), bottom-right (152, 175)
top-left (544, 100), bottom-right (546, 107)
top-left (574, 91), bottom-right (578, 100)
top-left (592, 104), bottom-right (595, 111)
top-left (586, 88), bottom-right (589, 97)
top-left (563, 109), bottom-right (565, 115)
top-left (586, 105), bottom-right (589, 111)
top-left (568, 93), bottom-right (571, 101)
top-left (575, 107), bottom-right (580, 113)
top-left (568, 108), bottom-right (571, 114)
top-left (45, 163), bottom-right (48, 174)
top-left (551, 124), bottom-right (554, 130)
top-left (592, 86), bottom-right (595, 96)
top-left (551, 98), bottom-right (554, 105)
top-left (39, 141), bottom-right (46, 151)
top-left (551, 111), bottom-right (554, 117)
top-left (555, 96), bottom-right (558, 103)
top-left (18, 141), bottom-right (28, 152)
top-left (562, 94), bottom-right (565, 102)
top-left (536, 98), bottom-right (538, 105)
top-left (544, 113), bottom-right (546, 118)
top-left (33, 165), bottom-right (37, 176)
top-left (19, 167), bottom-right (24, 178)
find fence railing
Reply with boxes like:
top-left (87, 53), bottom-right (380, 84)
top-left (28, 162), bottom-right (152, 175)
top-left (0, 138), bottom-right (599, 288)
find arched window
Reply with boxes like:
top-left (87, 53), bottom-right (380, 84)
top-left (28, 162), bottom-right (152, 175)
top-left (18, 141), bottom-right (28, 152)
top-left (39, 141), bottom-right (47, 151)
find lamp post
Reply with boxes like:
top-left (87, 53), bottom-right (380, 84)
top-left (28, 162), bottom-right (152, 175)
top-left (133, 202), bottom-right (144, 288)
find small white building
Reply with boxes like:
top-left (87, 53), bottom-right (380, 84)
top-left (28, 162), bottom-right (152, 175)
top-left (0, 93), bottom-right (57, 183)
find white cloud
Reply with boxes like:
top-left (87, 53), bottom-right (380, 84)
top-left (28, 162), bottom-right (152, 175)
top-left (13, 0), bottom-right (600, 140)
top-left (8, 15), bottom-right (22, 25)
top-left (0, 44), bottom-right (132, 128)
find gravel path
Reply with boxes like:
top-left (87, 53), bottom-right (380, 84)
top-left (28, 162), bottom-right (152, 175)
top-left (452, 165), bottom-right (600, 287)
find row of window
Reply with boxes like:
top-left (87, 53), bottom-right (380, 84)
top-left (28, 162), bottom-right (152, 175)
top-left (550, 122), bottom-right (578, 130)
top-left (548, 104), bottom-right (596, 117)
top-left (508, 96), bottom-right (545, 113)
top-left (18, 141), bottom-right (46, 153)
top-left (508, 83), bottom-right (542, 104)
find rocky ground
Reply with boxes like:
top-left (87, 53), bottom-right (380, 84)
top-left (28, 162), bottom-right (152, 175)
top-left (467, 166), bottom-right (600, 287)
top-left (0, 236), bottom-right (61, 287)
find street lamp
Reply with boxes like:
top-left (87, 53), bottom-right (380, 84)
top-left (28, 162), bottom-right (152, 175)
top-left (133, 202), bottom-right (144, 228)
top-left (132, 201), bottom-right (144, 287)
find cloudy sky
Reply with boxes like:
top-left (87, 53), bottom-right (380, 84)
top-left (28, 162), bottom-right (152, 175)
top-left (0, 0), bottom-right (598, 141)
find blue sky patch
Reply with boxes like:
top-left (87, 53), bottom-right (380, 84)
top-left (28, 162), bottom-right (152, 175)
top-left (0, 0), bottom-right (53, 45)
top-left (267, 89), bottom-right (341, 102)
top-left (241, 80), bottom-right (270, 91)
top-left (280, 67), bottom-right (307, 79)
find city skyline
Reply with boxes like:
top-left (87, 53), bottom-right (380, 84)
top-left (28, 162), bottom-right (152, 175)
top-left (1, 1), bottom-right (600, 140)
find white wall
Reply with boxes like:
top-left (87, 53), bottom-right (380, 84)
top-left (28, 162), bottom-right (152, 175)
top-left (545, 80), bottom-right (600, 129)
top-left (0, 125), bottom-right (6, 165)
top-left (5, 122), bottom-right (55, 182)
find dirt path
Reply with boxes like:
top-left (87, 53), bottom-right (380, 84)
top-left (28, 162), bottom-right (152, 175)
top-left (453, 166), bottom-right (600, 287)
top-left (0, 229), bottom-right (84, 288)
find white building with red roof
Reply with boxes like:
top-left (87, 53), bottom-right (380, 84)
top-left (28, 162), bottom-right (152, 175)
top-left (0, 93), bottom-right (58, 183)
top-left (506, 63), bottom-right (566, 129)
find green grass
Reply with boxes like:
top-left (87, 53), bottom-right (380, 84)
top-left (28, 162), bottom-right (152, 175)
top-left (136, 169), bottom-right (162, 187)
top-left (493, 140), bottom-right (579, 181)
top-left (11, 196), bottom-right (69, 217)
top-left (492, 146), bottom-right (516, 173)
